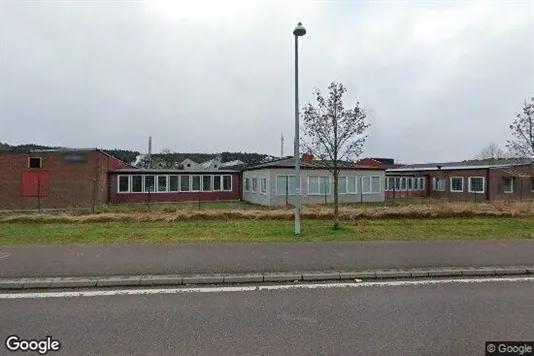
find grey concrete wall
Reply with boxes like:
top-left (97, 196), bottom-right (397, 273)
top-left (242, 170), bottom-right (271, 206)
top-left (243, 168), bottom-right (385, 207)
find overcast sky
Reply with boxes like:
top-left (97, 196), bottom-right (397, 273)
top-left (2, 0), bottom-right (533, 163)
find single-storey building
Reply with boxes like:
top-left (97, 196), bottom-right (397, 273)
top-left (0, 149), bottom-right (131, 210)
top-left (385, 159), bottom-right (534, 201)
top-left (242, 156), bottom-right (386, 206)
top-left (109, 169), bottom-right (241, 204)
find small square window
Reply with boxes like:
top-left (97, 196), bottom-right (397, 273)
top-left (28, 157), bottom-right (42, 168)
top-left (503, 177), bottom-right (514, 193)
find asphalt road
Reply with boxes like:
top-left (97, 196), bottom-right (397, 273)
top-left (1, 240), bottom-right (534, 278)
top-left (1, 278), bottom-right (534, 355)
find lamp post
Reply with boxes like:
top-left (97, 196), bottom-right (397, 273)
top-left (293, 21), bottom-right (306, 236)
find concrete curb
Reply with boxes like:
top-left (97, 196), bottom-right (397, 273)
top-left (1, 267), bottom-right (532, 290)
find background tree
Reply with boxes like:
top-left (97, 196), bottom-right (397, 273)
top-left (476, 142), bottom-right (507, 161)
top-left (506, 97), bottom-right (534, 158)
top-left (301, 82), bottom-right (370, 230)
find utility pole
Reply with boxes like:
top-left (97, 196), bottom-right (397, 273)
top-left (281, 133), bottom-right (284, 158)
top-left (148, 136), bottom-right (152, 169)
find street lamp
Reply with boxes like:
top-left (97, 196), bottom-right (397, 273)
top-left (293, 21), bottom-right (306, 236)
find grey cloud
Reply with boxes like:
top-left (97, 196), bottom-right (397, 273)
top-left (2, 1), bottom-right (532, 163)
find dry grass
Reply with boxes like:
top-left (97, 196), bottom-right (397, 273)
top-left (1, 201), bottom-right (533, 224)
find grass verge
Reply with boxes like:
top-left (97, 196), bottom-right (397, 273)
top-left (1, 217), bottom-right (533, 245)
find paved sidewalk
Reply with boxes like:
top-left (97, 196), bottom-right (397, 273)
top-left (1, 240), bottom-right (534, 278)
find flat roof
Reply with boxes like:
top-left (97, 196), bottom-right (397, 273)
top-left (111, 169), bottom-right (240, 174)
top-left (243, 157), bottom-right (385, 171)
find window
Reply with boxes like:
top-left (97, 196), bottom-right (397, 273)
top-left (276, 175), bottom-right (297, 195)
top-left (191, 175), bottom-right (201, 191)
top-left (361, 176), bottom-right (380, 194)
top-left (347, 176), bottom-right (357, 194)
top-left (213, 175), bottom-right (222, 191)
top-left (468, 177), bottom-right (485, 193)
top-left (131, 175), bottom-right (143, 192)
top-left (28, 157), bottom-right (42, 169)
top-left (419, 177), bottom-right (425, 191)
top-left (308, 176), bottom-right (330, 195)
top-left (385, 177), bottom-right (395, 192)
top-left (252, 178), bottom-right (258, 193)
top-left (202, 175), bottom-right (212, 191)
top-left (157, 176), bottom-right (167, 192)
top-left (245, 178), bottom-right (251, 192)
top-left (144, 175), bottom-right (155, 192)
top-left (503, 177), bottom-right (514, 193)
top-left (400, 178), bottom-right (406, 191)
top-left (432, 177), bottom-right (445, 191)
top-left (118, 176), bottom-right (129, 193)
top-left (169, 176), bottom-right (179, 192)
top-left (532, 179), bottom-right (534, 192)
top-left (450, 177), bottom-right (463, 192)
top-left (338, 176), bottom-right (347, 194)
top-left (395, 177), bottom-right (401, 191)
top-left (180, 176), bottom-right (191, 192)
top-left (414, 178), bottom-right (419, 191)
top-left (223, 175), bottom-right (232, 191)
top-left (260, 178), bottom-right (267, 194)
top-left (407, 178), bottom-right (413, 190)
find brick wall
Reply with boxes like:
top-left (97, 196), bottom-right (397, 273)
top-left (0, 151), bottom-right (130, 210)
top-left (109, 172), bottom-right (241, 204)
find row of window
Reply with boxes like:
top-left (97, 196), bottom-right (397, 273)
top-left (385, 177), bottom-right (426, 191)
top-left (245, 175), bottom-right (382, 195)
top-left (117, 175), bottom-right (233, 193)
top-left (432, 176), bottom-right (486, 193)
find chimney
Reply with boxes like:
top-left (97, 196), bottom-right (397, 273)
top-left (302, 153), bottom-right (314, 162)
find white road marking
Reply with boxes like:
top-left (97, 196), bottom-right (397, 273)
top-left (0, 253), bottom-right (11, 260)
top-left (0, 276), bottom-right (533, 300)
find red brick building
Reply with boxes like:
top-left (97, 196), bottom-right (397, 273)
top-left (0, 149), bottom-right (131, 210)
top-left (385, 160), bottom-right (534, 201)
top-left (108, 169), bottom-right (241, 204)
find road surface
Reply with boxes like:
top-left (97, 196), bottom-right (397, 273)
top-left (1, 277), bottom-right (534, 355)
top-left (1, 240), bottom-right (534, 278)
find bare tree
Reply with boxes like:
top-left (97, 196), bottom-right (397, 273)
top-left (506, 97), bottom-right (534, 158)
top-left (301, 82), bottom-right (370, 230)
top-left (476, 142), bottom-right (507, 161)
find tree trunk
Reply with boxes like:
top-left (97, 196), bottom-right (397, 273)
top-left (333, 170), bottom-right (339, 230)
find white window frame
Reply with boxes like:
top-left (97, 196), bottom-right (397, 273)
top-left (157, 175), bottom-right (168, 193)
top-left (191, 175), bottom-right (201, 192)
top-left (169, 175), bottom-right (179, 192)
top-left (419, 177), bottom-right (425, 191)
top-left (28, 157), bottom-right (43, 169)
top-left (275, 174), bottom-right (298, 196)
top-left (433, 177), bottom-right (446, 192)
top-left (503, 177), bottom-right (514, 193)
top-left (252, 178), bottom-right (258, 193)
top-left (222, 175), bottom-right (232, 192)
top-left (201, 175), bottom-right (212, 192)
top-left (362, 176), bottom-right (381, 194)
top-left (468, 176), bottom-right (485, 193)
top-left (244, 178), bottom-right (251, 192)
top-left (180, 175), bottom-right (191, 192)
top-left (337, 176), bottom-right (348, 195)
top-left (212, 175), bottom-right (222, 192)
top-left (450, 177), bottom-right (464, 193)
top-left (413, 177), bottom-right (419, 191)
top-left (385, 177), bottom-right (395, 192)
top-left (400, 177), bottom-right (407, 191)
top-left (340, 176), bottom-right (358, 195)
top-left (260, 177), bottom-right (267, 195)
top-left (395, 177), bottom-right (401, 191)
top-left (131, 175), bottom-right (143, 193)
top-left (117, 175), bottom-right (130, 193)
top-left (307, 176), bottom-right (330, 196)
top-left (143, 175), bottom-right (156, 193)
